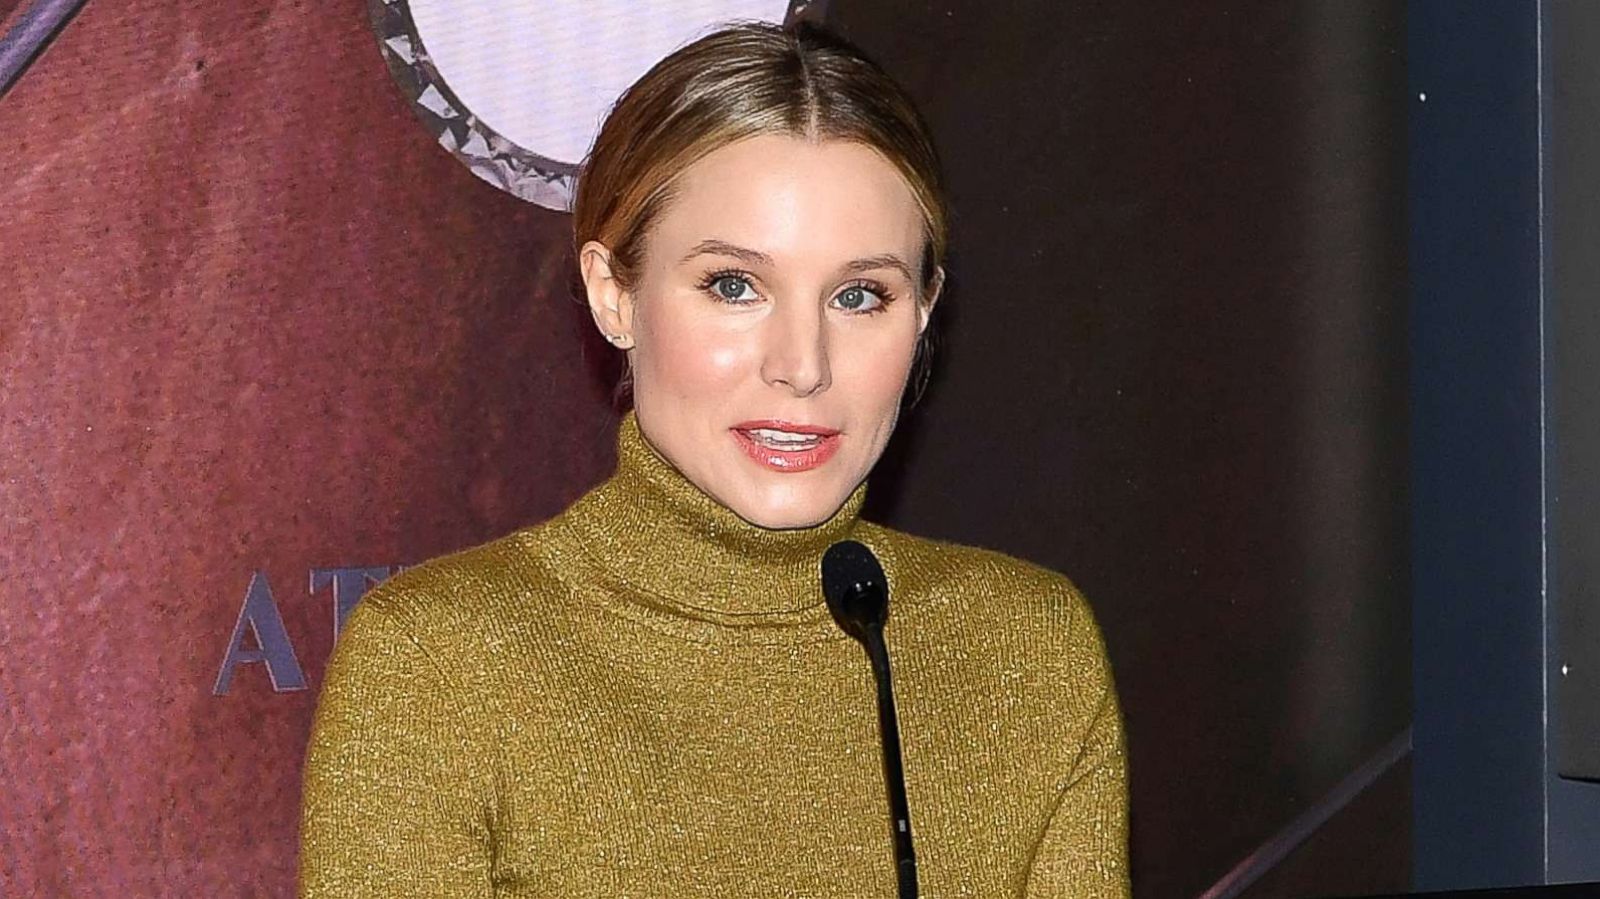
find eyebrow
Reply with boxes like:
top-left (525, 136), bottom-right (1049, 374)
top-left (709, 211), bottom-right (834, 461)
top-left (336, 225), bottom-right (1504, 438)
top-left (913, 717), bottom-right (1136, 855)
top-left (679, 239), bottom-right (916, 283)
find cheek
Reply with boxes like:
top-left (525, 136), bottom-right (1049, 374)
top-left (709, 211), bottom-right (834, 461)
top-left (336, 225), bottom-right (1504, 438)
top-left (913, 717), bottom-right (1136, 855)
top-left (835, 320), bottom-right (921, 404)
top-left (636, 301), bottom-right (752, 396)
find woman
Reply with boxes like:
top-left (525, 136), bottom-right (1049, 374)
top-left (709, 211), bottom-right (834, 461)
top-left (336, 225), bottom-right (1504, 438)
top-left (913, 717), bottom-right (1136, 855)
top-left (300, 21), bottom-right (1127, 898)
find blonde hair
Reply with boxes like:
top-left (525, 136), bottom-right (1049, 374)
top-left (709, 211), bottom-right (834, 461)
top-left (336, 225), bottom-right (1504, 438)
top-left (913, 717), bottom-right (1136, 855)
top-left (572, 20), bottom-right (949, 398)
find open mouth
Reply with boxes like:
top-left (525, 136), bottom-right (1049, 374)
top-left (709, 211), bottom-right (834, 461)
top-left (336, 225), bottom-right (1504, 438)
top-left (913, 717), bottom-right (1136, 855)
top-left (730, 421), bottom-right (842, 472)
top-left (744, 427), bottom-right (827, 450)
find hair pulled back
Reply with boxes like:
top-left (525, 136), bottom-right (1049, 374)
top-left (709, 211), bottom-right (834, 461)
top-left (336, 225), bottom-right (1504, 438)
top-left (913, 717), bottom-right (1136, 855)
top-left (571, 20), bottom-right (949, 301)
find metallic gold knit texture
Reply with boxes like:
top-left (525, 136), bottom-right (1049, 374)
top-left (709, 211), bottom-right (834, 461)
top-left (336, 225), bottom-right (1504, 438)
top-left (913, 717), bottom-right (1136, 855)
top-left (299, 413), bottom-right (1129, 897)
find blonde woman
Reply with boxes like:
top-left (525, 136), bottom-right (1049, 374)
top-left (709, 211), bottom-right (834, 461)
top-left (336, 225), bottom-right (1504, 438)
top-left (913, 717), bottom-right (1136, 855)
top-left (300, 21), bottom-right (1128, 898)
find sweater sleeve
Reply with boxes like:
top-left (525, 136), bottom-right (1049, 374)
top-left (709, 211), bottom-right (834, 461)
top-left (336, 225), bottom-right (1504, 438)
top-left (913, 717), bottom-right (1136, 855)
top-left (1022, 595), bottom-right (1131, 899)
top-left (298, 596), bottom-right (496, 898)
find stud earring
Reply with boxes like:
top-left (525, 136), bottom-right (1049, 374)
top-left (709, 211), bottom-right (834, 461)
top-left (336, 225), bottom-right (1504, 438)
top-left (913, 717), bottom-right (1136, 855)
top-left (606, 333), bottom-right (634, 348)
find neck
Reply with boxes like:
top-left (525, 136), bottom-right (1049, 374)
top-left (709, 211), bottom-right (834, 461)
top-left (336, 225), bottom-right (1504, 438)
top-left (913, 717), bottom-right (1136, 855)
top-left (561, 412), bottom-right (868, 625)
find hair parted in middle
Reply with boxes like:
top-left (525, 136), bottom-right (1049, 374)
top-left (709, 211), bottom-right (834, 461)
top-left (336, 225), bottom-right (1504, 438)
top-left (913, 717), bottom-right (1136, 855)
top-left (571, 19), bottom-right (950, 402)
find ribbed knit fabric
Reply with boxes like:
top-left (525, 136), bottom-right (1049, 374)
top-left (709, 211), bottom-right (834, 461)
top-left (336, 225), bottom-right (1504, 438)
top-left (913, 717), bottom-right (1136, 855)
top-left (298, 413), bottom-right (1129, 898)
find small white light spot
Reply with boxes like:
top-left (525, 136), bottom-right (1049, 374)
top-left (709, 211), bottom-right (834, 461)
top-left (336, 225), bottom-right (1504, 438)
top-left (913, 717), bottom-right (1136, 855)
top-left (1419, 92), bottom-right (1427, 102)
top-left (1562, 665), bottom-right (1570, 676)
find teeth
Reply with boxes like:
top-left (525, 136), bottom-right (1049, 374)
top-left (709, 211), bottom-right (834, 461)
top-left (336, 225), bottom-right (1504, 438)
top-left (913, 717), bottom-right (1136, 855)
top-left (747, 428), bottom-right (823, 449)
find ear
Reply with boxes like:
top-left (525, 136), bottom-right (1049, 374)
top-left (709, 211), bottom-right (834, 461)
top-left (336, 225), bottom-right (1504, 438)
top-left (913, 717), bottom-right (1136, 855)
top-left (917, 265), bottom-right (945, 335)
top-left (579, 240), bottom-right (636, 348)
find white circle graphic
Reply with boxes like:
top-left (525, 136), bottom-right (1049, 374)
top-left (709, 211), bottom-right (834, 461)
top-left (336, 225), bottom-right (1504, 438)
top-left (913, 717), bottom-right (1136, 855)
top-left (369, 0), bottom-right (813, 210)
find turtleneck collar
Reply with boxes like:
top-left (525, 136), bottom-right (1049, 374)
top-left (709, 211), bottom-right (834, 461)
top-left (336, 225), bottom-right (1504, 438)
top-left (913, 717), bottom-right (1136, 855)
top-left (560, 412), bottom-right (867, 634)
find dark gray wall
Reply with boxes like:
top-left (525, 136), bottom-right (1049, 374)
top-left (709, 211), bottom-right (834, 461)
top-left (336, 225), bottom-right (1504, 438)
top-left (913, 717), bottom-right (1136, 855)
top-left (835, 4), bottom-right (1410, 898)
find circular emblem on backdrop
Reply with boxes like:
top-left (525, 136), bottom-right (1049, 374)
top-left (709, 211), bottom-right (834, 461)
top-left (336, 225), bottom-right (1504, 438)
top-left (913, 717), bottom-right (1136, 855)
top-left (366, 0), bottom-right (827, 211)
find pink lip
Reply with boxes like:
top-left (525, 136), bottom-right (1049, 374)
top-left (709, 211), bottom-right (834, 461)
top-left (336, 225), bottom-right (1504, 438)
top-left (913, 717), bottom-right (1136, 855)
top-left (730, 420), bottom-right (842, 472)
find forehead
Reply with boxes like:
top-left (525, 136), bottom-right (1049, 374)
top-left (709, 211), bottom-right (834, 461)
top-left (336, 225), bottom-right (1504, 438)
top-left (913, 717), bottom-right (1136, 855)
top-left (652, 135), bottom-right (926, 267)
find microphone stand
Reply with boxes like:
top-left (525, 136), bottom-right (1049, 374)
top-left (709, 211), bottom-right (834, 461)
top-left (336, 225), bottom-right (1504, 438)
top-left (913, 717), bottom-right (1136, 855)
top-left (860, 618), bottom-right (918, 899)
top-left (822, 539), bottom-right (919, 898)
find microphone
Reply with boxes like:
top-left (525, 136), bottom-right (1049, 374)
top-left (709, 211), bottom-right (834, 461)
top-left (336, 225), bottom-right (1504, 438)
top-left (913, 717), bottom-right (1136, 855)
top-left (821, 540), bottom-right (918, 899)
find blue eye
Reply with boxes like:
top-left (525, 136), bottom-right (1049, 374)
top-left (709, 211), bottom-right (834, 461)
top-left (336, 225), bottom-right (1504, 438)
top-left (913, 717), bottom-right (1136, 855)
top-left (707, 274), bottom-right (759, 304)
top-left (832, 283), bottom-right (890, 314)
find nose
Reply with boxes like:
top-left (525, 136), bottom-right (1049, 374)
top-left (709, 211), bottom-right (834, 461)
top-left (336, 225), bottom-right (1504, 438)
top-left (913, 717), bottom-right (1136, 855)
top-left (760, 300), bottom-right (832, 398)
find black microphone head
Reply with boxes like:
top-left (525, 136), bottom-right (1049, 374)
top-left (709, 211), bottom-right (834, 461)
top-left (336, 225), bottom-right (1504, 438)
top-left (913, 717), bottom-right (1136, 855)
top-left (821, 539), bottom-right (889, 637)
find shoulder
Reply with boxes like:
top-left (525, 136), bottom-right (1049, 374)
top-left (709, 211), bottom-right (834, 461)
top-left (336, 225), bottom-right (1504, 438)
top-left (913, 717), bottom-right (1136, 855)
top-left (859, 522), bottom-right (1098, 634)
top-left (338, 521), bottom-right (565, 668)
top-left (858, 522), bottom-right (1115, 689)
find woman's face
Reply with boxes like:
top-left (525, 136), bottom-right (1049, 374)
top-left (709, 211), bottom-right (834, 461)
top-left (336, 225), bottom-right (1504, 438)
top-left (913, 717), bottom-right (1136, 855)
top-left (583, 134), bottom-right (940, 529)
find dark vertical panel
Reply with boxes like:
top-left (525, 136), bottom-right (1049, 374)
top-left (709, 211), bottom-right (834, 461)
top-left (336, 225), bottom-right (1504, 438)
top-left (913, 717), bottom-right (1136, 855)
top-left (1547, 0), bottom-right (1600, 785)
top-left (1410, 0), bottom-right (1545, 890)
top-left (836, 3), bottom-right (1409, 897)
top-left (1542, 0), bottom-right (1600, 882)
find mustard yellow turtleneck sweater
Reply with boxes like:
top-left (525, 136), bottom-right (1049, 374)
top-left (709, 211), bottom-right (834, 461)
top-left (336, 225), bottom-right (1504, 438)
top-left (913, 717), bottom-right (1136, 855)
top-left (298, 414), bottom-right (1128, 898)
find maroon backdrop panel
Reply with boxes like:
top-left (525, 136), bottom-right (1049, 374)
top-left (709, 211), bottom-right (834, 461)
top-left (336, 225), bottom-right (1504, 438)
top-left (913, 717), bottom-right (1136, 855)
top-left (0, 1), bottom-right (616, 893)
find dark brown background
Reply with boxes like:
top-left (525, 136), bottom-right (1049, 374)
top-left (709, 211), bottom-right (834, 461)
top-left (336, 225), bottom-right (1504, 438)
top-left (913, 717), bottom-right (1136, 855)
top-left (0, 1), bottom-right (1408, 896)
top-left (834, 4), bottom-right (1410, 898)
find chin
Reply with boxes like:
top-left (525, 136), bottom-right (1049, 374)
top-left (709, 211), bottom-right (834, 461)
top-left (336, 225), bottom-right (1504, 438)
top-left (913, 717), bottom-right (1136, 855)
top-left (726, 480), bottom-right (850, 530)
